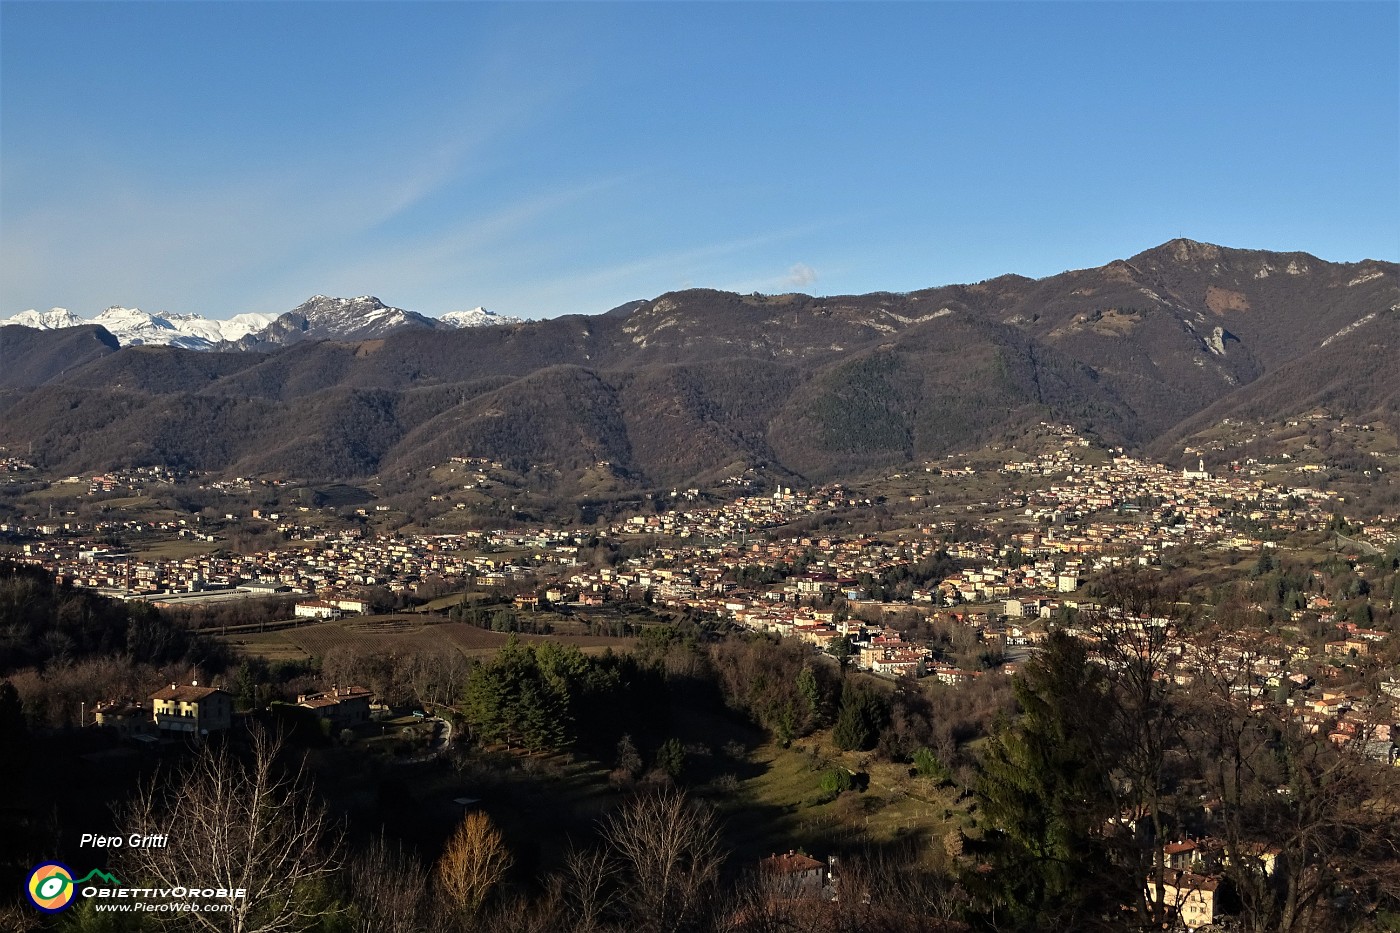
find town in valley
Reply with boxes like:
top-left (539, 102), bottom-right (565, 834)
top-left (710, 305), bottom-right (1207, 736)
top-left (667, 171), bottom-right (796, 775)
top-left (2, 414), bottom-right (1398, 931)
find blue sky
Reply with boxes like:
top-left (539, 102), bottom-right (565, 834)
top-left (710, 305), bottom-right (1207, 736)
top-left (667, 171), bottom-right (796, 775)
top-left (2, 2), bottom-right (1396, 321)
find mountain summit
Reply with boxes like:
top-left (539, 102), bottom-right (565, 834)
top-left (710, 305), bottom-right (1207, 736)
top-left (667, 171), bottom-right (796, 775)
top-left (1, 308), bottom-right (86, 331)
top-left (0, 306), bottom-right (274, 350)
top-left (2, 240), bottom-right (1394, 490)
top-left (2, 296), bottom-right (520, 352)
top-left (225, 296), bottom-right (439, 350)
top-left (226, 296), bottom-right (523, 349)
top-left (438, 307), bottom-right (523, 329)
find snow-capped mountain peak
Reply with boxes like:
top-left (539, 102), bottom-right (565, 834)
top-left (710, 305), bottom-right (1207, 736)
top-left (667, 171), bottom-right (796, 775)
top-left (89, 307), bottom-right (213, 350)
top-left (438, 307), bottom-right (523, 328)
top-left (4, 295), bottom-right (517, 352)
top-left (2, 305), bottom-right (276, 351)
top-left (288, 295), bottom-right (431, 332)
top-left (223, 295), bottom-right (442, 349)
top-left (218, 313), bottom-right (278, 341)
top-left (1, 308), bottom-right (86, 330)
top-left (93, 305), bottom-right (174, 331)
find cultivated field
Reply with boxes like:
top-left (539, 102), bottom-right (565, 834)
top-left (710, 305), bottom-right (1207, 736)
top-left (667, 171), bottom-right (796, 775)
top-left (131, 538), bottom-right (223, 560)
top-left (220, 615), bottom-right (636, 662)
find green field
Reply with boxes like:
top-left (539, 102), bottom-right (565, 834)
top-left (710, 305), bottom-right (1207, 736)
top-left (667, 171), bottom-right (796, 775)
top-left (132, 538), bottom-right (223, 560)
top-left (715, 733), bottom-right (967, 865)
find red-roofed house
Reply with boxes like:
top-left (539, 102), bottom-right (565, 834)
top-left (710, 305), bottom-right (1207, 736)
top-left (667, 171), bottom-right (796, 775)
top-left (759, 850), bottom-right (828, 899)
top-left (1152, 869), bottom-right (1221, 929)
top-left (150, 682), bottom-right (232, 737)
top-left (297, 685), bottom-right (373, 727)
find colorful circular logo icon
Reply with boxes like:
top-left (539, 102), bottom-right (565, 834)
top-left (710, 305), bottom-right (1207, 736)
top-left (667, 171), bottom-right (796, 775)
top-left (26, 862), bottom-right (76, 913)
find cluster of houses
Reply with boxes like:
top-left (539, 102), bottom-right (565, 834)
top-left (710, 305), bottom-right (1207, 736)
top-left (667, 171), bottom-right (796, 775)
top-left (1140, 835), bottom-right (1290, 929)
top-left (91, 681), bottom-right (373, 740)
top-left (1, 452), bottom-right (36, 473)
top-left (998, 437), bottom-right (1344, 558)
top-left (17, 526), bottom-right (580, 602)
top-left (607, 485), bottom-right (863, 540)
top-left (1161, 624), bottom-right (1400, 767)
top-left (81, 466), bottom-right (183, 496)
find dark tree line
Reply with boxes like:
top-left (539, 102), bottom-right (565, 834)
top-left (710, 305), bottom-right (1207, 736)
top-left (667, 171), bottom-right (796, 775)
top-left (462, 638), bottom-right (669, 759)
top-left (0, 562), bottom-right (230, 676)
top-left (709, 634), bottom-right (841, 746)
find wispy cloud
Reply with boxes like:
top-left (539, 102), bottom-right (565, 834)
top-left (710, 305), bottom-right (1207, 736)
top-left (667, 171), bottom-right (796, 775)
top-left (0, 48), bottom-right (570, 318)
top-left (280, 176), bottom-right (630, 312)
top-left (536, 225), bottom-right (827, 292)
top-left (464, 222), bottom-right (838, 317)
top-left (716, 260), bottom-right (831, 298)
top-left (786, 262), bottom-right (818, 288)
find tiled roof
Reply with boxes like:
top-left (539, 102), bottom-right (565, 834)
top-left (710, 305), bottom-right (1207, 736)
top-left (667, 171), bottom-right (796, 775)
top-left (150, 684), bottom-right (224, 702)
top-left (762, 851), bottom-right (825, 875)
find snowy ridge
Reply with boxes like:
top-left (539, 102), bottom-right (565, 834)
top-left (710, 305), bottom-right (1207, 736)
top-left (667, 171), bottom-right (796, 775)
top-left (291, 295), bottom-right (421, 332)
top-left (228, 296), bottom-right (519, 350)
top-left (4, 295), bottom-right (516, 352)
top-left (1, 306), bottom-right (274, 350)
top-left (250, 295), bottom-right (443, 346)
top-left (91, 307), bottom-right (208, 350)
top-left (1, 308), bottom-right (87, 330)
top-left (437, 307), bottom-right (523, 328)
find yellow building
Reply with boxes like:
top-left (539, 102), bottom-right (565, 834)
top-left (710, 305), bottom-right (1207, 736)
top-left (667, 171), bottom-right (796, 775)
top-left (149, 682), bottom-right (232, 737)
top-left (92, 698), bottom-right (152, 737)
top-left (1154, 869), bottom-right (1221, 929)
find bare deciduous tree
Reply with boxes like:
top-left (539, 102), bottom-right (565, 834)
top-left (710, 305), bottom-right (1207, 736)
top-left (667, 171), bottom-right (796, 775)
top-left (602, 791), bottom-right (724, 933)
top-left (719, 867), bottom-right (827, 933)
top-left (559, 844), bottom-right (618, 933)
top-left (1185, 630), bottom-right (1400, 933)
top-left (0, 904), bottom-right (41, 933)
top-left (118, 729), bottom-right (341, 933)
top-left (404, 648), bottom-right (471, 710)
top-left (346, 834), bottom-right (429, 933)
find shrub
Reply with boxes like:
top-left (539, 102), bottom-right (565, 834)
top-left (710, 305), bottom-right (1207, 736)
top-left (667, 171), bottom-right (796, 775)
top-left (820, 768), bottom-right (853, 796)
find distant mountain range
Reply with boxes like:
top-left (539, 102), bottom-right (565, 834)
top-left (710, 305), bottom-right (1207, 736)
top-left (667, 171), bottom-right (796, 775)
top-left (1, 240), bottom-right (1394, 495)
top-left (0, 297), bottom-right (521, 352)
top-left (0, 306), bottom-right (276, 350)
